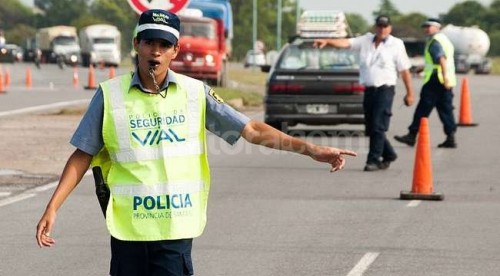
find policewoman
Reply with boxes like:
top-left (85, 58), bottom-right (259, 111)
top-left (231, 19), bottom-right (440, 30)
top-left (395, 18), bottom-right (458, 148)
top-left (36, 9), bottom-right (357, 276)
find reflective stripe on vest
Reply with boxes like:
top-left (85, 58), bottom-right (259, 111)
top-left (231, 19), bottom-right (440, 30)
top-left (423, 33), bottom-right (456, 87)
top-left (94, 72), bottom-right (210, 241)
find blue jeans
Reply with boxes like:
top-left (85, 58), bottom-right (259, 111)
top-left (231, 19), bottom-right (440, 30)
top-left (110, 237), bottom-right (194, 276)
top-left (408, 73), bottom-right (457, 135)
top-left (364, 85), bottom-right (397, 164)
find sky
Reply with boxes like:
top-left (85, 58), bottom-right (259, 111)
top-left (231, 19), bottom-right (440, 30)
top-left (300, 0), bottom-right (492, 22)
top-left (18, 0), bottom-right (492, 21)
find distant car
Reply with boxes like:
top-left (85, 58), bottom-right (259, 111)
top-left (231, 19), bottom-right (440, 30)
top-left (244, 50), bottom-right (266, 68)
top-left (0, 44), bottom-right (23, 63)
top-left (262, 37), bottom-right (364, 131)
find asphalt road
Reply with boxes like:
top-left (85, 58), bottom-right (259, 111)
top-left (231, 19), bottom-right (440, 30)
top-left (0, 62), bottom-right (500, 275)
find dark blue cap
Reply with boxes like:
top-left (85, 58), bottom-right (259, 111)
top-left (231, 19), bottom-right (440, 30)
top-left (421, 18), bottom-right (442, 28)
top-left (137, 9), bottom-right (180, 44)
top-left (375, 15), bottom-right (391, 27)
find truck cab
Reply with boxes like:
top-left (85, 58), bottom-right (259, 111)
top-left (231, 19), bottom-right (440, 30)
top-left (79, 24), bottom-right (121, 67)
top-left (170, 0), bottom-right (232, 87)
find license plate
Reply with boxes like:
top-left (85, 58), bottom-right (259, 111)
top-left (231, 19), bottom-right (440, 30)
top-left (306, 104), bottom-right (329, 114)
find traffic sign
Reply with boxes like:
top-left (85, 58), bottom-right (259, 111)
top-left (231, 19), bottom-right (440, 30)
top-left (127, 0), bottom-right (191, 15)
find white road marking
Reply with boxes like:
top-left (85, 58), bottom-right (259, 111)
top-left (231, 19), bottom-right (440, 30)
top-left (32, 181), bottom-right (59, 192)
top-left (346, 252), bottom-right (380, 276)
top-left (0, 193), bottom-right (36, 207)
top-left (0, 99), bottom-right (90, 118)
top-left (0, 170), bottom-right (92, 208)
top-left (406, 200), bottom-right (421, 207)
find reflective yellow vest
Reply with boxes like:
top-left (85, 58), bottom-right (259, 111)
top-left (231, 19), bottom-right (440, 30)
top-left (423, 32), bottom-right (456, 87)
top-left (92, 72), bottom-right (210, 241)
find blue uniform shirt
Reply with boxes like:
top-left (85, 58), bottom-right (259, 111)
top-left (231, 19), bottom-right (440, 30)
top-left (71, 70), bottom-right (250, 156)
top-left (428, 39), bottom-right (446, 64)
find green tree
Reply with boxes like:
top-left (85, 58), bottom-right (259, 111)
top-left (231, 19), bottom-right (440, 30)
top-left (488, 30), bottom-right (500, 56)
top-left (442, 1), bottom-right (487, 27)
top-left (35, 0), bottom-right (90, 27)
top-left (231, 0), bottom-right (299, 60)
top-left (346, 13), bottom-right (369, 36)
top-left (0, 0), bottom-right (35, 45)
top-left (391, 12), bottom-right (428, 39)
top-left (89, 0), bottom-right (138, 55)
top-left (372, 0), bottom-right (401, 20)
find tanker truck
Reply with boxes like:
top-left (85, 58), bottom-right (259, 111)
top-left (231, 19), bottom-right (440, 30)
top-left (441, 24), bottom-right (491, 74)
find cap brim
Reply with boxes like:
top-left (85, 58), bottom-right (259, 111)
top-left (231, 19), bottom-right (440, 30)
top-left (139, 30), bottom-right (178, 45)
top-left (421, 21), bottom-right (441, 28)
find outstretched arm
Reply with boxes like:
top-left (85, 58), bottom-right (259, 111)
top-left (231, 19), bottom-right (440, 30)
top-left (313, 38), bottom-right (351, 49)
top-left (241, 120), bottom-right (357, 172)
top-left (36, 149), bottom-right (92, 248)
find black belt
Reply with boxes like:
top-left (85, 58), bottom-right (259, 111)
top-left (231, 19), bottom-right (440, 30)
top-left (365, 85), bottom-right (394, 91)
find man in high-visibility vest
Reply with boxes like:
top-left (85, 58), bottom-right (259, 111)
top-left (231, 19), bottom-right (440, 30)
top-left (395, 18), bottom-right (458, 148)
top-left (35, 9), bottom-right (357, 276)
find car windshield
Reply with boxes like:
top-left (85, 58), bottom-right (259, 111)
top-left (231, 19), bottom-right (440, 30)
top-left (53, 36), bottom-right (78, 46)
top-left (93, 38), bottom-right (115, 44)
top-left (277, 41), bottom-right (359, 70)
top-left (180, 22), bottom-right (216, 39)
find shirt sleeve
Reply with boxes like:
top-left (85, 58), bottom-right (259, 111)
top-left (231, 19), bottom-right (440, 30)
top-left (204, 85), bottom-right (250, 145)
top-left (349, 33), bottom-right (370, 51)
top-left (429, 40), bottom-right (445, 64)
top-left (70, 88), bottom-right (104, 155)
top-left (395, 39), bottom-right (412, 71)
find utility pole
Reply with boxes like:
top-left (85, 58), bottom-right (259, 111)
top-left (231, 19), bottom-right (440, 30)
top-left (277, 0), bottom-right (282, 50)
top-left (253, 0), bottom-right (257, 53)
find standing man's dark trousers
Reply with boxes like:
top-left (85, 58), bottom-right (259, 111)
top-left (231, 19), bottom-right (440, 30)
top-left (364, 85), bottom-right (397, 167)
top-left (408, 73), bottom-right (457, 136)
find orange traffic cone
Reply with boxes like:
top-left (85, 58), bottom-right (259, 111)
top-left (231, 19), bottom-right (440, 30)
top-left (85, 64), bottom-right (97, 90)
top-left (26, 67), bottom-right (33, 88)
top-left (109, 66), bottom-right (116, 79)
top-left (457, 77), bottom-right (478, 127)
top-left (400, 117), bottom-right (444, 201)
top-left (73, 66), bottom-right (79, 88)
top-left (4, 67), bottom-right (11, 87)
top-left (0, 68), bottom-right (5, 94)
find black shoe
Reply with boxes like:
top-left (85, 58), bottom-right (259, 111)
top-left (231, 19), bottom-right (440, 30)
top-left (364, 163), bottom-right (381, 171)
top-left (438, 134), bottom-right (457, 148)
top-left (380, 156), bottom-right (397, 170)
top-left (438, 139), bottom-right (457, 148)
top-left (394, 133), bottom-right (416, 147)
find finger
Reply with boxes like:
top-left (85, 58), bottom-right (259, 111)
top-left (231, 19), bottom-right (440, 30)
top-left (36, 223), bottom-right (46, 247)
top-left (330, 157), bottom-right (345, 172)
top-left (42, 235), bottom-right (56, 247)
top-left (339, 149), bottom-right (357, 157)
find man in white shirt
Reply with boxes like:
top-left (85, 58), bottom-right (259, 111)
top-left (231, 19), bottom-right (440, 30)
top-left (314, 15), bottom-right (414, 171)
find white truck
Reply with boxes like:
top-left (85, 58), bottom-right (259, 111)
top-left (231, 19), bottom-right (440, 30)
top-left (79, 24), bottom-right (121, 67)
top-left (37, 25), bottom-right (80, 65)
top-left (441, 24), bottom-right (491, 74)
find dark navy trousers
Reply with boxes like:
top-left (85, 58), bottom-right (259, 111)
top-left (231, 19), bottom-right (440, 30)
top-left (110, 237), bottom-right (194, 276)
top-left (364, 85), bottom-right (397, 164)
top-left (408, 73), bottom-right (457, 135)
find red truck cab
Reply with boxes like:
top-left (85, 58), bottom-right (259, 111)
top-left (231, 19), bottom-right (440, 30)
top-left (170, 14), bottom-right (227, 87)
